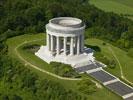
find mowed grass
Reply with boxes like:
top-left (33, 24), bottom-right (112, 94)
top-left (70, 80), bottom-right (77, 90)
top-left (89, 0), bottom-right (133, 19)
top-left (85, 38), bottom-right (133, 83)
top-left (6, 33), bottom-right (79, 89)
top-left (111, 0), bottom-right (133, 8)
top-left (6, 33), bottom-right (122, 100)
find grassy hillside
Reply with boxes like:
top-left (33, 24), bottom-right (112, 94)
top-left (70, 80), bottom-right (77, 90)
top-left (89, 0), bottom-right (133, 19)
top-left (6, 33), bottom-right (122, 100)
top-left (111, 0), bottom-right (133, 8)
top-left (85, 38), bottom-right (133, 83)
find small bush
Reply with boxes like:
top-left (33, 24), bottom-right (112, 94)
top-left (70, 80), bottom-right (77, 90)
top-left (94, 52), bottom-right (116, 69)
top-left (77, 78), bottom-right (97, 95)
top-left (108, 60), bottom-right (116, 69)
top-left (50, 62), bottom-right (80, 78)
top-left (23, 44), bottom-right (40, 53)
top-left (85, 44), bottom-right (101, 52)
top-left (102, 42), bottom-right (106, 45)
top-left (127, 48), bottom-right (133, 58)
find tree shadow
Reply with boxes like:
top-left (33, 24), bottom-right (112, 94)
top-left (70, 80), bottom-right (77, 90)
top-left (85, 44), bottom-right (101, 52)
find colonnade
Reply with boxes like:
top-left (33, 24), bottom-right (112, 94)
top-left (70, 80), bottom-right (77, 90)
top-left (46, 33), bottom-right (84, 56)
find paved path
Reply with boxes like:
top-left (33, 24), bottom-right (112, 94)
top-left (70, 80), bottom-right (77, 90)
top-left (74, 62), bottom-right (133, 100)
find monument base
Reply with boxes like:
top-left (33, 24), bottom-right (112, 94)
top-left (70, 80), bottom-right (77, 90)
top-left (35, 46), bottom-right (95, 67)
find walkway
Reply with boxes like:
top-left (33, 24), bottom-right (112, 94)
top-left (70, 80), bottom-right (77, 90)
top-left (74, 62), bottom-right (133, 100)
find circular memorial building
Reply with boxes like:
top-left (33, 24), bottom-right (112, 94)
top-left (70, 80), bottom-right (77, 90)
top-left (35, 17), bottom-right (94, 66)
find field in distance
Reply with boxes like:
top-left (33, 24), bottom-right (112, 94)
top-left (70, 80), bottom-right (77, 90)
top-left (89, 0), bottom-right (133, 20)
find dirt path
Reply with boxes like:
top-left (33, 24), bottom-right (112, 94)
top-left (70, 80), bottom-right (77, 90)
top-left (14, 39), bottom-right (102, 88)
top-left (14, 40), bottom-right (81, 81)
top-left (108, 46), bottom-right (133, 85)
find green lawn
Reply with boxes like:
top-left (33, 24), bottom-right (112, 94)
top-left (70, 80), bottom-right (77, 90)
top-left (86, 38), bottom-right (133, 83)
top-left (89, 0), bottom-right (133, 19)
top-left (6, 33), bottom-right (122, 100)
top-left (111, 0), bottom-right (133, 8)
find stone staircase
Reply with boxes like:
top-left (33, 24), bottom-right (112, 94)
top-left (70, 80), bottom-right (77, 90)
top-left (74, 61), bottom-right (133, 100)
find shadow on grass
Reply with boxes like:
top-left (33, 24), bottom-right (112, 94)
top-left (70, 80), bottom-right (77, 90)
top-left (85, 44), bottom-right (101, 52)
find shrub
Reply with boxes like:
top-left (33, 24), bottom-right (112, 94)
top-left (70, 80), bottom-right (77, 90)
top-left (85, 44), bottom-right (101, 52)
top-left (108, 60), bottom-right (116, 69)
top-left (23, 44), bottom-right (40, 53)
top-left (127, 48), bottom-right (133, 58)
top-left (102, 42), bottom-right (106, 45)
top-left (77, 78), bottom-right (97, 95)
top-left (50, 62), bottom-right (80, 78)
top-left (94, 52), bottom-right (116, 69)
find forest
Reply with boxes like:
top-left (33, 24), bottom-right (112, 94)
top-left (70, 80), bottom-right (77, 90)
top-left (0, 0), bottom-right (133, 50)
top-left (0, 55), bottom-right (86, 100)
top-left (0, 0), bottom-right (133, 99)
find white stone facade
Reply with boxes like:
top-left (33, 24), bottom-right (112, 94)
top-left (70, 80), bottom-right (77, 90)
top-left (35, 17), bottom-right (95, 66)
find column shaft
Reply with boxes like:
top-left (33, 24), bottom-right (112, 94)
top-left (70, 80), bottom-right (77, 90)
top-left (56, 36), bottom-right (60, 55)
top-left (70, 37), bottom-right (74, 55)
top-left (49, 35), bottom-right (51, 51)
top-left (51, 35), bottom-right (54, 52)
top-left (47, 33), bottom-right (49, 50)
top-left (64, 37), bottom-right (67, 55)
top-left (77, 36), bottom-right (80, 55)
top-left (81, 35), bottom-right (84, 53)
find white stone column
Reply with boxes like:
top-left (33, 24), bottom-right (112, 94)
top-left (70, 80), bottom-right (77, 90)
top-left (51, 35), bottom-right (54, 52)
top-left (47, 33), bottom-right (49, 50)
top-left (81, 34), bottom-right (84, 53)
top-left (70, 37), bottom-right (74, 55)
top-left (49, 34), bottom-right (51, 51)
top-left (56, 36), bottom-right (60, 55)
top-left (77, 35), bottom-right (80, 55)
top-left (63, 37), bottom-right (67, 55)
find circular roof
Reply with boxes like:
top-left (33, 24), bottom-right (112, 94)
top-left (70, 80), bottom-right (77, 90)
top-left (46, 17), bottom-right (85, 35)
top-left (49, 17), bottom-right (82, 28)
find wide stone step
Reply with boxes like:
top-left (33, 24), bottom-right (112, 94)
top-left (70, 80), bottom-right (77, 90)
top-left (88, 70), bottom-right (116, 83)
top-left (125, 95), bottom-right (133, 100)
top-left (74, 63), bottom-right (100, 73)
top-left (87, 70), bottom-right (133, 99)
top-left (106, 81), bottom-right (133, 97)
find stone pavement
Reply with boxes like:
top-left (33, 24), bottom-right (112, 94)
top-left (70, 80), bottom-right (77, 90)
top-left (74, 61), bottom-right (133, 100)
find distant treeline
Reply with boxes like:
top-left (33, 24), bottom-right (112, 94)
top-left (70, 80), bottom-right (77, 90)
top-left (0, 0), bottom-right (133, 50)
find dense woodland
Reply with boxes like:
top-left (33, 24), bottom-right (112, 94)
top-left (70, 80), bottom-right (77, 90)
top-left (0, 0), bottom-right (133, 99)
top-left (0, 0), bottom-right (133, 49)
top-left (0, 56), bottom-right (86, 100)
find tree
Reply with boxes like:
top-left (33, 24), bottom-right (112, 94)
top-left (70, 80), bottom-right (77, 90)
top-left (127, 48), bottom-right (133, 58)
top-left (10, 95), bottom-right (22, 100)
